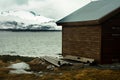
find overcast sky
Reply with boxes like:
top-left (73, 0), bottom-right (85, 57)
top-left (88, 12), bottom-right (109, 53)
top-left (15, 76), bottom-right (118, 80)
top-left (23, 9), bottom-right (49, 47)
top-left (0, 0), bottom-right (91, 20)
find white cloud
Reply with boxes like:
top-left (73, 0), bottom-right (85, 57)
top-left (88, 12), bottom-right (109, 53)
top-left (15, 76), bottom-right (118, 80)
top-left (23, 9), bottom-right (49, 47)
top-left (0, 0), bottom-right (91, 20)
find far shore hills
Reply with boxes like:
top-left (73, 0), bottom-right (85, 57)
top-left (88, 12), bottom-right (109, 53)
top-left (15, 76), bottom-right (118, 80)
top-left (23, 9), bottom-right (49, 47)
top-left (0, 29), bottom-right (62, 32)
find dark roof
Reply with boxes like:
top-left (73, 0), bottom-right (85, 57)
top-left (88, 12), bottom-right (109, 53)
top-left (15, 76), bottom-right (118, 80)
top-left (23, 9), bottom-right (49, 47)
top-left (57, 0), bottom-right (120, 25)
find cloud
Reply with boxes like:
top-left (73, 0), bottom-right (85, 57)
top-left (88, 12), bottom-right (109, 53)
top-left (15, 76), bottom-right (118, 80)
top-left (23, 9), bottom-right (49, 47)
top-left (0, 0), bottom-right (91, 20)
top-left (15, 0), bottom-right (29, 5)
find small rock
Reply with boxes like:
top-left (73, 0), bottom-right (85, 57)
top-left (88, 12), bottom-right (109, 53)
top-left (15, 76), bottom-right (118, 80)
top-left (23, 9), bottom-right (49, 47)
top-left (38, 71), bottom-right (43, 74)
top-left (84, 63), bottom-right (90, 67)
top-left (39, 74), bottom-right (44, 77)
top-left (59, 73), bottom-right (63, 75)
top-left (41, 62), bottom-right (45, 65)
top-left (53, 67), bottom-right (59, 71)
top-left (29, 58), bottom-right (43, 65)
top-left (46, 65), bottom-right (55, 70)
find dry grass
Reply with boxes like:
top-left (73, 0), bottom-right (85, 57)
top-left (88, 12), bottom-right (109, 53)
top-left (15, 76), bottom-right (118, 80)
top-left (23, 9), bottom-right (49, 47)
top-left (28, 68), bottom-right (119, 80)
top-left (0, 67), bottom-right (120, 80)
top-left (0, 55), bottom-right (120, 80)
top-left (0, 60), bottom-right (9, 67)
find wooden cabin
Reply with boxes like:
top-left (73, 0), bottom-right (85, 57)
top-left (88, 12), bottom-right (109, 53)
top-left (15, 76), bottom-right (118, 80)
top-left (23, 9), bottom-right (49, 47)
top-left (57, 0), bottom-right (120, 64)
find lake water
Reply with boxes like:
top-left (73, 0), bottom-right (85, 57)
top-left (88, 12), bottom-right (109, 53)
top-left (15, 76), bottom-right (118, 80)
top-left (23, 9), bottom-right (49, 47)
top-left (0, 31), bottom-right (62, 57)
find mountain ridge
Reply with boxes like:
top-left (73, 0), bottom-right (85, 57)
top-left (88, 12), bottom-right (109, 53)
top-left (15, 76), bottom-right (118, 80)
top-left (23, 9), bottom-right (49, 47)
top-left (0, 10), bottom-right (62, 31)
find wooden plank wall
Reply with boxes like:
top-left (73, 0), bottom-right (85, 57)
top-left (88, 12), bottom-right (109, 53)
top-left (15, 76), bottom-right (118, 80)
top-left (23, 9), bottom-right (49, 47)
top-left (101, 12), bottom-right (120, 63)
top-left (62, 25), bottom-right (101, 62)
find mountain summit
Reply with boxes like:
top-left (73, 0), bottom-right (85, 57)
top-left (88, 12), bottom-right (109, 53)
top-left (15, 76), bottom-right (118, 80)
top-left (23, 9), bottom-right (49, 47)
top-left (0, 10), bottom-right (62, 30)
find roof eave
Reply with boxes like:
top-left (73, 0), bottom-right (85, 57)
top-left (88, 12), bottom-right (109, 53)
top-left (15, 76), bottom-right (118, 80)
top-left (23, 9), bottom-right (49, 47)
top-left (99, 7), bottom-right (120, 24)
top-left (57, 7), bottom-right (120, 26)
top-left (56, 20), bottom-right (100, 26)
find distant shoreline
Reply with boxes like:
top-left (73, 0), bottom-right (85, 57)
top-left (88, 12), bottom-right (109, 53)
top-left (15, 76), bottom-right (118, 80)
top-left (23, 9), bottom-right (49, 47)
top-left (0, 29), bottom-right (62, 32)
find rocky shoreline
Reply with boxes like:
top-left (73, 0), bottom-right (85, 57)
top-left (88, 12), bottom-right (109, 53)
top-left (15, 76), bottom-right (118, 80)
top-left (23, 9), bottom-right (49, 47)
top-left (0, 29), bottom-right (62, 32)
top-left (0, 55), bottom-right (120, 80)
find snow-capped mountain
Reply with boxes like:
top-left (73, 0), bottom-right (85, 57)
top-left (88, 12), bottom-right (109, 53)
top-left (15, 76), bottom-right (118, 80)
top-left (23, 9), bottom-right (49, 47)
top-left (0, 10), bottom-right (62, 30)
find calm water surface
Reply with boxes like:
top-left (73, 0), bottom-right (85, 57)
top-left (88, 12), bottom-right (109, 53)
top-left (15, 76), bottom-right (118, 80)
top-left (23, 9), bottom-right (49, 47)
top-left (0, 31), bottom-right (62, 57)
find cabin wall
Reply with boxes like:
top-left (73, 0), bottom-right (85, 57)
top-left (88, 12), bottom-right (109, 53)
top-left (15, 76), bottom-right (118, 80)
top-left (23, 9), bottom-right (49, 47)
top-left (102, 12), bottom-right (120, 64)
top-left (62, 25), bottom-right (101, 62)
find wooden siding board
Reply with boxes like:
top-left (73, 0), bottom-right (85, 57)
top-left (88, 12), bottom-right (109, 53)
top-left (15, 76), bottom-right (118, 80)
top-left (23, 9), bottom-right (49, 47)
top-left (101, 12), bottom-right (120, 64)
top-left (62, 25), bottom-right (101, 62)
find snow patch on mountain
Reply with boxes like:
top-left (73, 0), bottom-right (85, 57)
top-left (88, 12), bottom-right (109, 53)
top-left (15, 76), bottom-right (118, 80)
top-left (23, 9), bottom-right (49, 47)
top-left (0, 10), bottom-right (62, 30)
